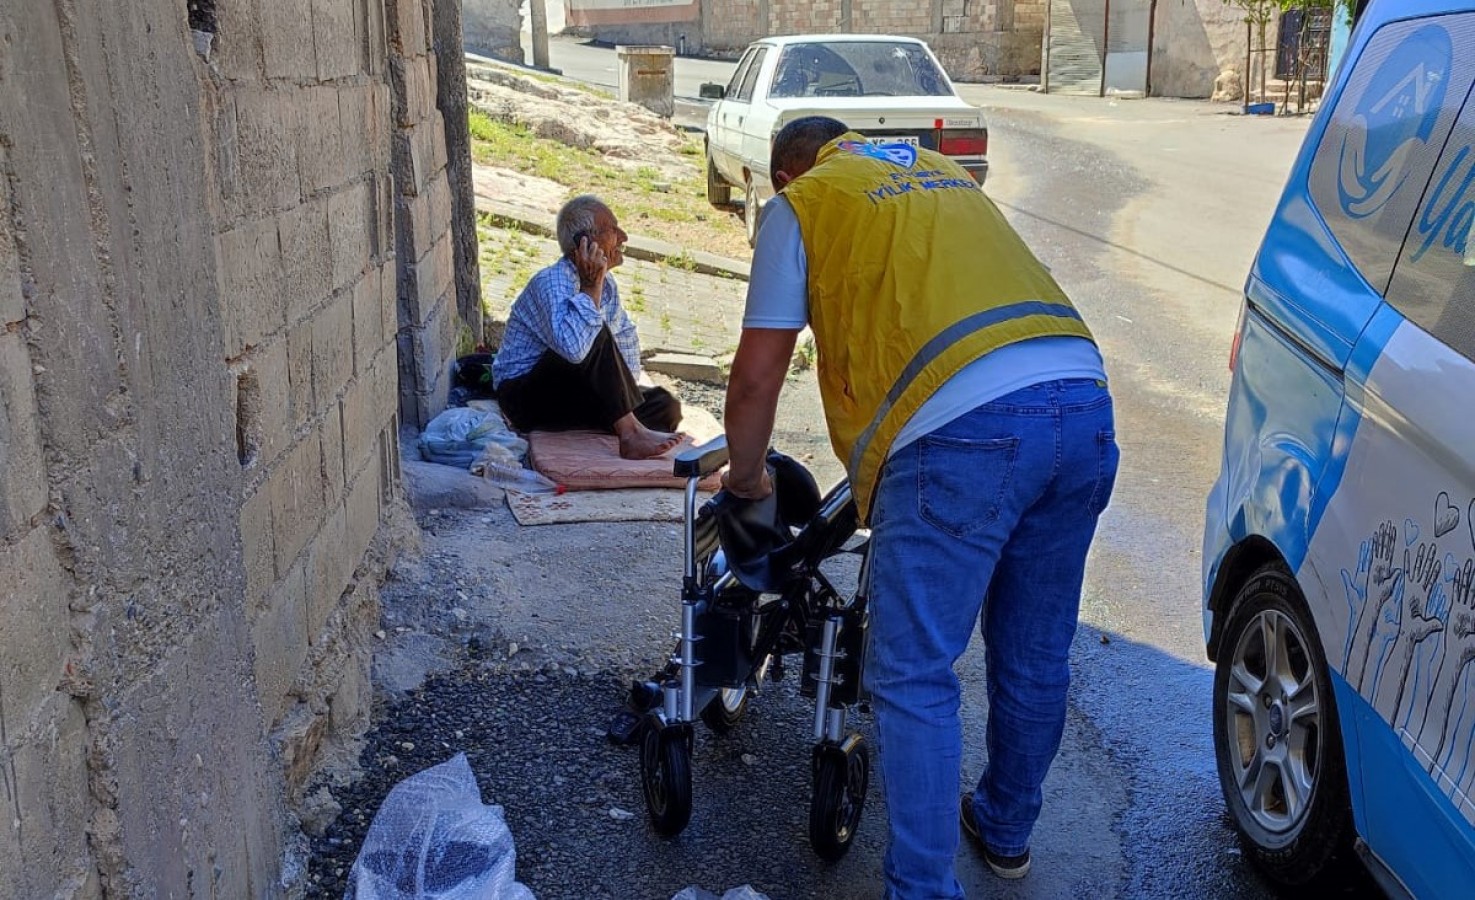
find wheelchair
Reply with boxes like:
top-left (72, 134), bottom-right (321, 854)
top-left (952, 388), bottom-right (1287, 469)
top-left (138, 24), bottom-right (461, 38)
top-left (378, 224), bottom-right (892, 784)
top-left (622, 435), bottom-right (874, 861)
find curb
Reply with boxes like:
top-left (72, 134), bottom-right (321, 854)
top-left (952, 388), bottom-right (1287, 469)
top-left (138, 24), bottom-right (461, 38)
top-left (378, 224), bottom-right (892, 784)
top-left (475, 197), bottom-right (751, 283)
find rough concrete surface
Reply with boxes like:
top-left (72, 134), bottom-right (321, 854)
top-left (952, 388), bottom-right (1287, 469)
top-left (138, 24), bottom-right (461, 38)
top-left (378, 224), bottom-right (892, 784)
top-left (467, 61), bottom-right (698, 180)
top-left (0, 0), bottom-right (474, 893)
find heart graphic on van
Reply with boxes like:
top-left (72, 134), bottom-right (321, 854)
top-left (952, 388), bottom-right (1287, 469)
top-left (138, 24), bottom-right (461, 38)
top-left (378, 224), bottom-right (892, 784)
top-left (1469, 498), bottom-right (1475, 553)
top-left (1435, 492), bottom-right (1461, 538)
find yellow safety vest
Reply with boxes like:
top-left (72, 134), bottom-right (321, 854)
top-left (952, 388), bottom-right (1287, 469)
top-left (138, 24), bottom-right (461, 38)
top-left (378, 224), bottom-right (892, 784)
top-left (784, 132), bottom-right (1095, 521)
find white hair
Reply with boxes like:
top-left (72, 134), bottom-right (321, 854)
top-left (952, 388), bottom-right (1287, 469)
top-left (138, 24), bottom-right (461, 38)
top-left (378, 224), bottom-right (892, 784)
top-left (555, 195), bottom-right (608, 257)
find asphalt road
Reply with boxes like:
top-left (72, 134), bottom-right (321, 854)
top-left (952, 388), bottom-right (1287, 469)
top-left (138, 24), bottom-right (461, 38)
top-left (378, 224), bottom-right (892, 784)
top-left (323, 39), bottom-right (1388, 899)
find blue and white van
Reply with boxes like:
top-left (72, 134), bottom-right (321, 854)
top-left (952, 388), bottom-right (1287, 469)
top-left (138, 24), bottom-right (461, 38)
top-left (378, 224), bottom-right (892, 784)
top-left (1203, 3), bottom-right (1475, 896)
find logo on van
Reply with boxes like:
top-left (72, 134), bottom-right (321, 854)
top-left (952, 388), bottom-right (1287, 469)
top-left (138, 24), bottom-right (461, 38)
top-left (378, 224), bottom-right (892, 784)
top-left (1337, 24), bottom-right (1452, 220)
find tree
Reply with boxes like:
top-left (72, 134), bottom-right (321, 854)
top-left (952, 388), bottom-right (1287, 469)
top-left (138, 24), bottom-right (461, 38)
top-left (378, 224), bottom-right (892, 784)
top-left (1275, 0), bottom-right (1355, 110)
top-left (1224, 0), bottom-right (1356, 109)
top-left (1225, 0), bottom-right (1280, 105)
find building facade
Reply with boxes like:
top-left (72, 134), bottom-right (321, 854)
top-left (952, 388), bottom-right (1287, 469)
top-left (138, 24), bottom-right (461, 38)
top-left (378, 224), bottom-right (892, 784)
top-left (566, 0), bottom-right (1050, 82)
top-left (562, 0), bottom-right (1322, 100)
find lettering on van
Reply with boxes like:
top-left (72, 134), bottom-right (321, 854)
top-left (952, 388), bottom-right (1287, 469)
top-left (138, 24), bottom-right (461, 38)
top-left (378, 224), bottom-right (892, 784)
top-left (1411, 143), bottom-right (1475, 263)
top-left (1337, 24), bottom-right (1451, 220)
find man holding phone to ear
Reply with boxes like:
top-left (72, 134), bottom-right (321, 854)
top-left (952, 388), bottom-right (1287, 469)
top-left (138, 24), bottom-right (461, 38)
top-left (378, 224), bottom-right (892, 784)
top-left (493, 194), bottom-right (684, 459)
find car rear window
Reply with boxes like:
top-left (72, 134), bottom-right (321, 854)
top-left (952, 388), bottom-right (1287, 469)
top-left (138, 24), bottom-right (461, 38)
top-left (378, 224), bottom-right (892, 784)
top-left (1386, 95), bottom-right (1475, 362)
top-left (769, 42), bottom-right (951, 99)
top-left (1305, 15), bottom-right (1475, 294)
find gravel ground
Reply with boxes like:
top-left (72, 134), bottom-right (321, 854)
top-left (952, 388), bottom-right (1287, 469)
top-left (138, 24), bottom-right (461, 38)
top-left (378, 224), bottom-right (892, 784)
top-left (301, 647), bottom-right (882, 899)
top-left (302, 379), bottom-right (887, 899)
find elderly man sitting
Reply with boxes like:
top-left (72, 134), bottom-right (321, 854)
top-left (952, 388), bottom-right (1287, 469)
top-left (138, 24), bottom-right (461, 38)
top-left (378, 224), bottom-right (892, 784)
top-left (492, 195), bottom-right (683, 460)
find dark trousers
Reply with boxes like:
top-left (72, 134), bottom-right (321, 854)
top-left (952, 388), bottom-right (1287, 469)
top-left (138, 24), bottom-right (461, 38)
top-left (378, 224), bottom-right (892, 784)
top-left (497, 327), bottom-right (682, 434)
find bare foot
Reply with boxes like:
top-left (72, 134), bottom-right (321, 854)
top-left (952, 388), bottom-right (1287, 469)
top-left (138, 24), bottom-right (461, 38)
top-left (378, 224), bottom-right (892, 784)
top-left (618, 424), bottom-right (684, 460)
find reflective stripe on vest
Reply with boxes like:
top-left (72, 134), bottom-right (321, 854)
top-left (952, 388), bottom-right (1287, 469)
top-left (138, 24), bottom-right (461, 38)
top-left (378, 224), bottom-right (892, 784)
top-left (846, 300), bottom-right (1086, 477)
top-left (784, 132), bottom-right (1096, 520)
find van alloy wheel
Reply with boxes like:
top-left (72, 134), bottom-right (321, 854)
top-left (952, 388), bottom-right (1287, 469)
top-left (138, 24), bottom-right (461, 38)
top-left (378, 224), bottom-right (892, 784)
top-left (1213, 564), bottom-right (1353, 888)
top-left (1223, 606), bottom-right (1321, 834)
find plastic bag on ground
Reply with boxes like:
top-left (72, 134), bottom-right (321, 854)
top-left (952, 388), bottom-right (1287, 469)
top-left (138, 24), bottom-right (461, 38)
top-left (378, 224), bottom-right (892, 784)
top-left (346, 753), bottom-right (535, 900)
top-left (419, 404), bottom-right (526, 469)
top-left (670, 888), bottom-right (771, 900)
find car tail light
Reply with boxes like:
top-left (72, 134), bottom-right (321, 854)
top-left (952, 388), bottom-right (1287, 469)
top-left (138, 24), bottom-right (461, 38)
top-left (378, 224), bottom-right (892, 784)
top-left (1228, 303), bottom-right (1247, 372)
top-left (938, 129), bottom-right (988, 157)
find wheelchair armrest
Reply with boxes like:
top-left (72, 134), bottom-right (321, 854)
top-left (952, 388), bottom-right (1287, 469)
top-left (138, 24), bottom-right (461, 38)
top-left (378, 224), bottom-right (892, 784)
top-left (674, 435), bottom-right (729, 478)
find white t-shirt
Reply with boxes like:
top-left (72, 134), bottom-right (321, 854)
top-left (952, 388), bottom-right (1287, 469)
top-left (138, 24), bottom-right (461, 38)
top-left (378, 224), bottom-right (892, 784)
top-left (745, 196), bottom-right (1108, 454)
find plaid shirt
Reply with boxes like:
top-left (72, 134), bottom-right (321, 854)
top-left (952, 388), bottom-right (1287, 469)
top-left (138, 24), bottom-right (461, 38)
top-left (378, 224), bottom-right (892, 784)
top-left (491, 257), bottom-right (642, 387)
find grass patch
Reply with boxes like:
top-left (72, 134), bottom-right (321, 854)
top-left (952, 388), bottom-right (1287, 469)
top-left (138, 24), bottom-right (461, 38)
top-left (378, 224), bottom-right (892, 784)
top-left (666, 251), bottom-right (699, 272)
top-left (468, 110), bottom-right (751, 262)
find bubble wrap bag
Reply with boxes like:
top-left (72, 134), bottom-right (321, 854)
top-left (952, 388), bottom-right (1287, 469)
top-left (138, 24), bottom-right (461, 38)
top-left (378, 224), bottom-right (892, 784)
top-left (346, 753), bottom-right (535, 900)
top-left (670, 888), bottom-right (771, 900)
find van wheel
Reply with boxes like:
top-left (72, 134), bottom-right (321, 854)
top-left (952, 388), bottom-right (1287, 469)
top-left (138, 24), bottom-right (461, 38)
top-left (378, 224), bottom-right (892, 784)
top-left (706, 152), bottom-right (732, 207)
top-left (1213, 564), bottom-right (1353, 887)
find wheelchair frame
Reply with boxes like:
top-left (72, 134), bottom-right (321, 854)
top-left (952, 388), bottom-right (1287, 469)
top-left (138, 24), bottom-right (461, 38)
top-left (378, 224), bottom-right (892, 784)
top-left (631, 436), bottom-right (874, 860)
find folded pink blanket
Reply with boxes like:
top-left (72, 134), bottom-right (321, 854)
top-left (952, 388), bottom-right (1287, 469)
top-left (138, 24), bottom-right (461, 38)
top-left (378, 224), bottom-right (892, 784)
top-left (527, 430), bottom-right (723, 492)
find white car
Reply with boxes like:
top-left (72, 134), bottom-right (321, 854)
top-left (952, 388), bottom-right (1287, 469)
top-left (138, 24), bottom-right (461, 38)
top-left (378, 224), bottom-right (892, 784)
top-left (702, 34), bottom-right (990, 245)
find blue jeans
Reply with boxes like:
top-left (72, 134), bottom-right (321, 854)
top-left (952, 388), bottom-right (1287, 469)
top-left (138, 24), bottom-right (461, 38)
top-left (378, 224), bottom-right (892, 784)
top-left (864, 378), bottom-right (1119, 899)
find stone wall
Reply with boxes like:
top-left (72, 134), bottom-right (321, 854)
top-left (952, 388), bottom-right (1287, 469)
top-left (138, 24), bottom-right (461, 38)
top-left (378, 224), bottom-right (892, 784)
top-left (391, 0), bottom-right (467, 427)
top-left (464, 0), bottom-right (524, 61)
top-left (691, 0), bottom-right (1045, 81)
top-left (1151, 0), bottom-right (1272, 99)
top-left (0, 0), bottom-right (466, 893)
top-left (701, 0), bottom-right (764, 49)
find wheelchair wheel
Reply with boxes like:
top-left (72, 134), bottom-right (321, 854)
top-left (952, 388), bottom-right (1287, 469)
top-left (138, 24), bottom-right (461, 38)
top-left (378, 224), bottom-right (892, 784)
top-left (809, 735), bottom-right (870, 861)
top-left (700, 686), bottom-right (750, 734)
top-left (640, 724), bottom-right (692, 836)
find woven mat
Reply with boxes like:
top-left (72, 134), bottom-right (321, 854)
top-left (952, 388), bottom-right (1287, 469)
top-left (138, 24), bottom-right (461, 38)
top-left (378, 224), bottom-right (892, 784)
top-left (506, 486), bottom-right (714, 526)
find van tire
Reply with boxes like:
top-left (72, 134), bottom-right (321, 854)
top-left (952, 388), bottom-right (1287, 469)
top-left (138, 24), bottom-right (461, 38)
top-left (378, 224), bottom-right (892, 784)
top-left (1212, 563), bottom-right (1355, 887)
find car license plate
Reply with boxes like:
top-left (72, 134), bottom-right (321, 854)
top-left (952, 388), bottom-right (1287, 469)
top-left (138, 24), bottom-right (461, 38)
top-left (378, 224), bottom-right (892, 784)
top-left (867, 136), bottom-right (919, 146)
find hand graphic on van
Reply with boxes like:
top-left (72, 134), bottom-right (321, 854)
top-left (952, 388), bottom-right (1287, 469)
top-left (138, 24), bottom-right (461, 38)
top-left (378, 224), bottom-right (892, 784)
top-left (1345, 521), bottom-right (1402, 689)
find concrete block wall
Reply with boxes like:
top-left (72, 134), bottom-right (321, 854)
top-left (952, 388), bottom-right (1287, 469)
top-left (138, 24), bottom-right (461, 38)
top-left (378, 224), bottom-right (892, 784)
top-left (703, 0), bottom-right (765, 48)
top-left (0, 134), bottom-right (91, 894)
top-left (0, 0), bottom-right (460, 891)
top-left (851, 0), bottom-right (934, 34)
top-left (1150, 0), bottom-right (1266, 99)
top-left (390, 0), bottom-right (465, 428)
top-left (211, 0), bottom-right (402, 825)
top-left (697, 0), bottom-right (1045, 81)
top-left (770, 0), bottom-right (843, 35)
top-left (0, 0), bottom-right (291, 893)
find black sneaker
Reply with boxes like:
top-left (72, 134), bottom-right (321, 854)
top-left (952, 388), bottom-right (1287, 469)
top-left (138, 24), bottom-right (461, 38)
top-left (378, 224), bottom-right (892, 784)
top-left (959, 793), bottom-right (1032, 880)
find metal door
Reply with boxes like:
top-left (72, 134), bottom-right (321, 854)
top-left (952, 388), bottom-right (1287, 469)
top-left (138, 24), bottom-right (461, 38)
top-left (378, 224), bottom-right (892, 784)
top-left (1046, 0), bottom-right (1106, 95)
top-left (1103, 0), bottom-right (1152, 95)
